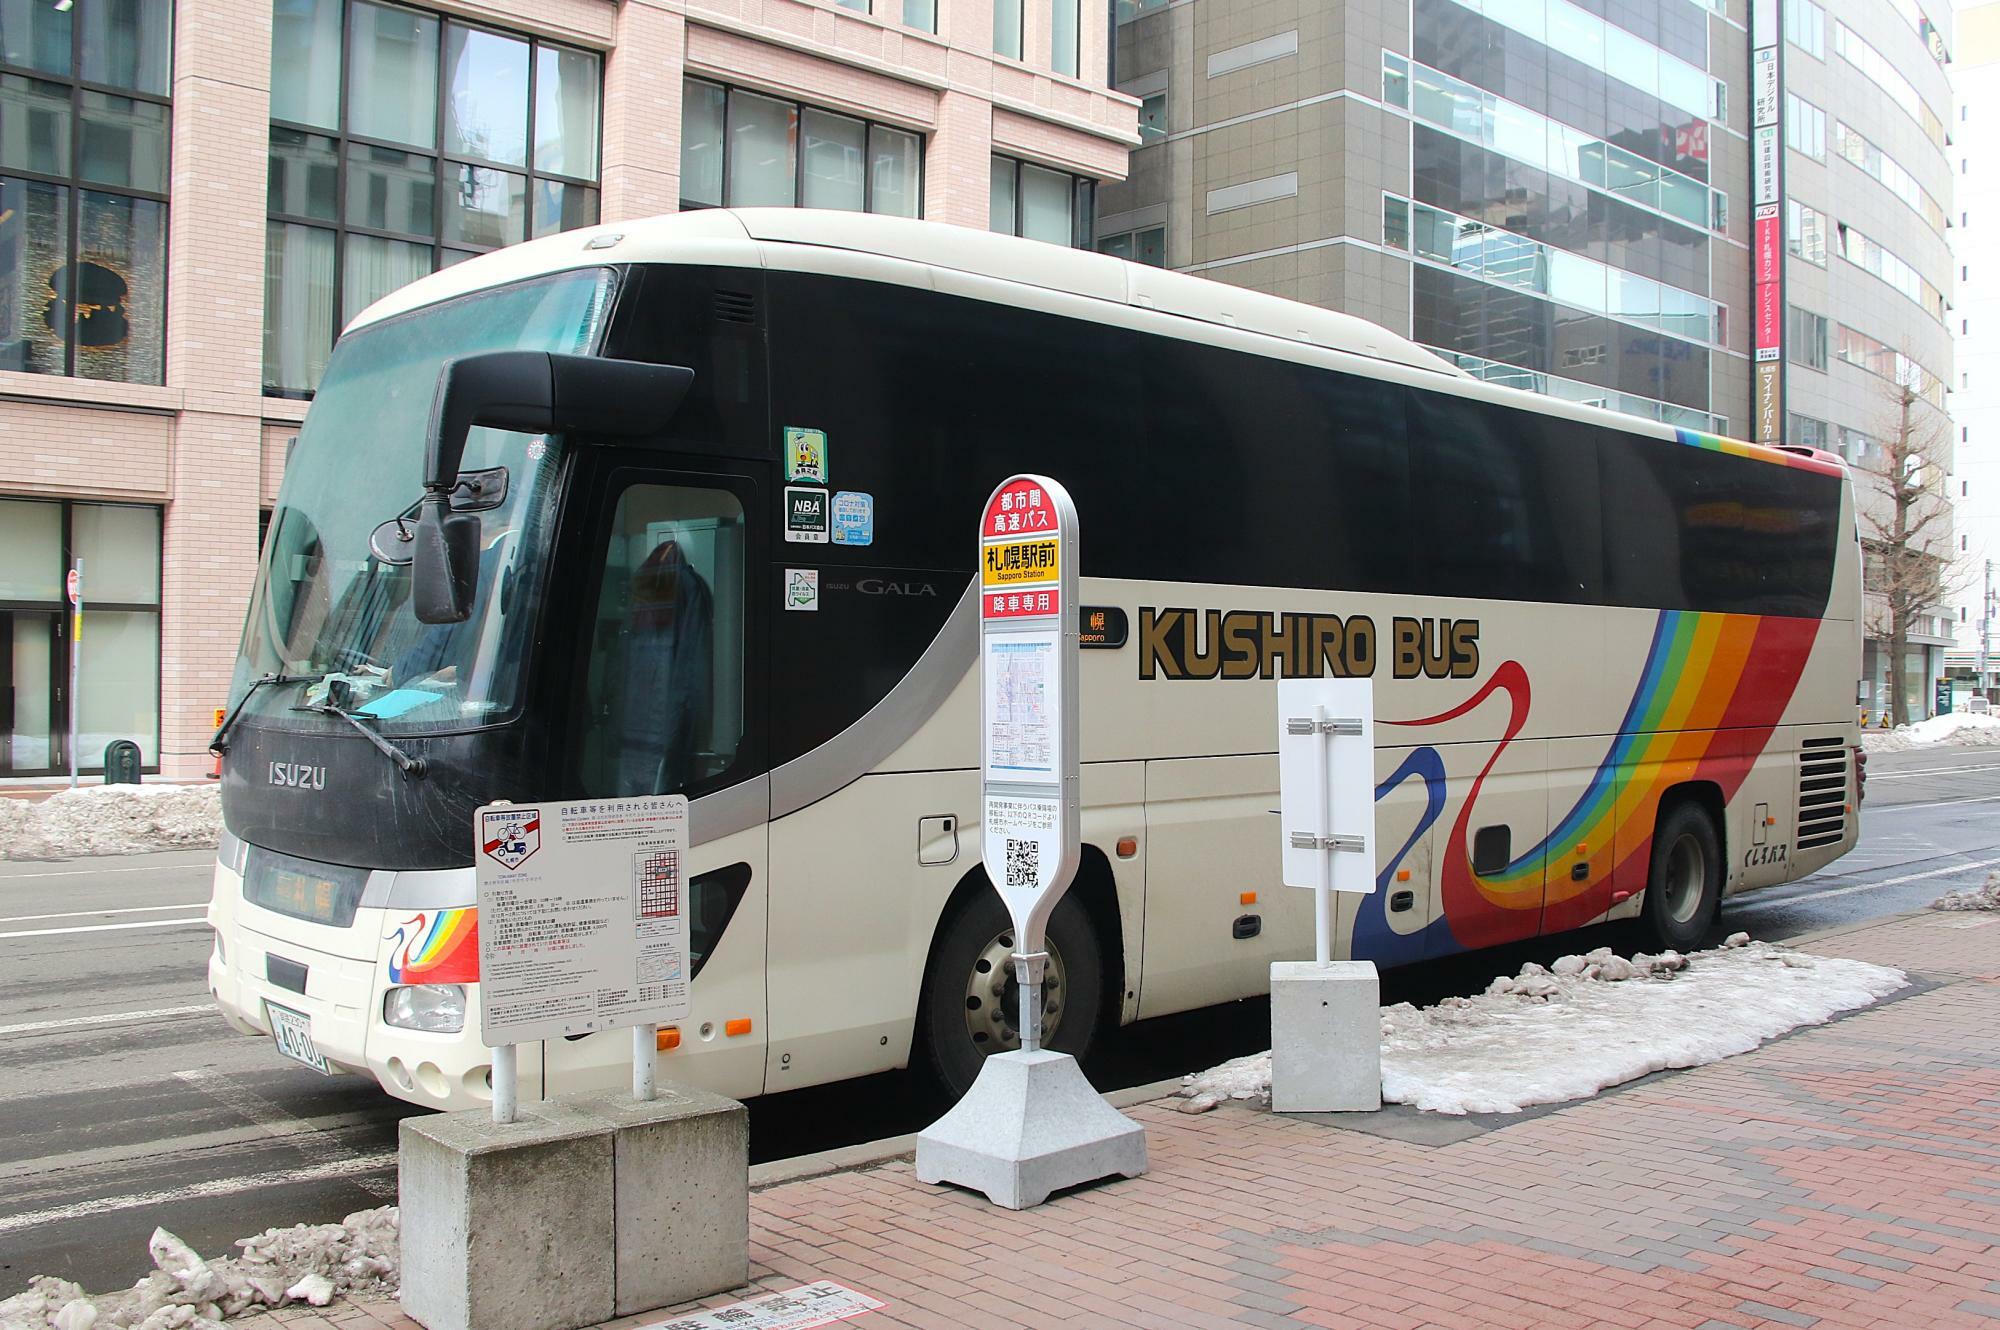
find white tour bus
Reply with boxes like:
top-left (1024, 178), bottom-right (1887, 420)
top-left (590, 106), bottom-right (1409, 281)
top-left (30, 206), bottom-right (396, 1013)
top-left (206, 209), bottom-right (1861, 1109)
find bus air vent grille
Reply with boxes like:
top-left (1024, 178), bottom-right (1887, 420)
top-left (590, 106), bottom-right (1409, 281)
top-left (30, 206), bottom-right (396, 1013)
top-left (1797, 737), bottom-right (1848, 849)
top-left (713, 290), bottom-right (757, 325)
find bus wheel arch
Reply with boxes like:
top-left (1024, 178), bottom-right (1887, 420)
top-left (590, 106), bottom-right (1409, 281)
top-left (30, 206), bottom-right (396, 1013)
top-left (914, 845), bottom-right (1122, 1099)
top-left (1640, 784), bottom-right (1725, 951)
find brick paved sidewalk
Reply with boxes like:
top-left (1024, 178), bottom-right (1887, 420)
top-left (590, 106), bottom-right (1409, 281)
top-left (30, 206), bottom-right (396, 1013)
top-left (271, 911), bottom-right (2000, 1330)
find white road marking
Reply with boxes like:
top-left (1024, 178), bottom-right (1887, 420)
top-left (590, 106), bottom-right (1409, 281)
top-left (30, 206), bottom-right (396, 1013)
top-left (1733, 855), bottom-right (2000, 911)
top-left (0, 902), bottom-right (208, 925)
top-left (0, 862), bottom-right (212, 880)
top-left (0, 1151), bottom-right (395, 1236)
top-left (175, 1070), bottom-right (397, 1199)
top-left (0, 917), bottom-right (207, 940)
top-left (0, 1003), bottom-right (215, 1038)
top-left (1872, 794), bottom-right (2000, 814)
top-left (1871, 762), bottom-right (2000, 780)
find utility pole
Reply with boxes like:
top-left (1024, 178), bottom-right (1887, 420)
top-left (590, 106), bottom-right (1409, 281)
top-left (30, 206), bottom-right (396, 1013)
top-left (1983, 559), bottom-right (1996, 698)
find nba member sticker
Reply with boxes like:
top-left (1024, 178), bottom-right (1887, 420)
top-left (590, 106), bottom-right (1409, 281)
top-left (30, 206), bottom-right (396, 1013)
top-left (784, 486), bottom-right (829, 543)
top-left (784, 426), bottom-right (828, 484)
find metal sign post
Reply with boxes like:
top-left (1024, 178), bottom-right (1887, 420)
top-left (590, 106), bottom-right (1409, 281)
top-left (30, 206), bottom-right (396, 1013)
top-left (1272, 678), bottom-right (1380, 1113)
top-left (472, 795), bottom-right (691, 1124)
top-left (916, 474), bottom-right (1146, 1210)
top-left (66, 561), bottom-right (81, 788)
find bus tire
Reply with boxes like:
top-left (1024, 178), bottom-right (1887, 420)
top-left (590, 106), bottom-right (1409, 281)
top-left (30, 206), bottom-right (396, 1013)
top-left (1641, 801), bottom-right (1721, 951)
top-left (918, 889), bottom-right (1104, 1100)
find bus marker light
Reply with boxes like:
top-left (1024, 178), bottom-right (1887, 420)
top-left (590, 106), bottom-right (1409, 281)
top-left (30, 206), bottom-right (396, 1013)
top-left (725, 1018), bottom-right (753, 1037)
top-left (1117, 837), bottom-right (1138, 858)
top-left (1610, 889), bottom-right (1632, 904)
top-left (657, 1027), bottom-right (680, 1051)
top-left (1575, 844), bottom-right (1587, 857)
top-left (1395, 870), bottom-right (1411, 882)
top-left (1239, 891), bottom-right (1257, 905)
top-left (1765, 816), bottom-right (1777, 826)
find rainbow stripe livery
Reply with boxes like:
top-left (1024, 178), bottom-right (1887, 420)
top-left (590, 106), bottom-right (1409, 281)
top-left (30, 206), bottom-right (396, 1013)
top-left (385, 909), bottom-right (480, 985)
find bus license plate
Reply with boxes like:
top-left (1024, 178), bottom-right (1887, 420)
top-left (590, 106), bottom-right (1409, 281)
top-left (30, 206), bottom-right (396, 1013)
top-left (266, 1001), bottom-right (331, 1075)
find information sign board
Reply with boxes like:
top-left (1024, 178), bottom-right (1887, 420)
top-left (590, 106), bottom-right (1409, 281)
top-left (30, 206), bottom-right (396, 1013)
top-left (979, 475), bottom-right (1080, 959)
top-left (474, 795), bottom-right (691, 1046)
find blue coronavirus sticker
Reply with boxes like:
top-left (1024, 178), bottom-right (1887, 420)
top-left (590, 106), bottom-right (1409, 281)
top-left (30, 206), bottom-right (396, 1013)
top-left (831, 490), bottom-right (874, 546)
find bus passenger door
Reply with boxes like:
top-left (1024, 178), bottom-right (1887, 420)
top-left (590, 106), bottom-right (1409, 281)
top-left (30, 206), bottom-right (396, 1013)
top-left (1434, 737), bottom-right (1548, 952)
top-left (550, 461), bottom-right (771, 1104)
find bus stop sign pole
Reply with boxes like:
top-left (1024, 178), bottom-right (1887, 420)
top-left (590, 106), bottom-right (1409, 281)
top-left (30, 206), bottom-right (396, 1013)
top-left (915, 474), bottom-right (1146, 1210)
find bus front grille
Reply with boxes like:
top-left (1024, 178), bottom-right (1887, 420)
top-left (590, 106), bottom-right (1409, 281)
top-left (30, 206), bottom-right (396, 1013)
top-left (1797, 737), bottom-right (1849, 850)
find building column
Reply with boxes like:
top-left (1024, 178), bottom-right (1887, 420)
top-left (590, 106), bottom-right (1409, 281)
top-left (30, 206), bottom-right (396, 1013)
top-left (158, 0), bottom-right (273, 779)
top-left (927, 90), bottom-right (995, 230)
top-left (602, 0), bottom-right (687, 221)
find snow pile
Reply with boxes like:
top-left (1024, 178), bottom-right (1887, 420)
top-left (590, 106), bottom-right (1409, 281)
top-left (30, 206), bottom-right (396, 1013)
top-left (1932, 871), bottom-right (2000, 912)
top-left (1863, 710), bottom-right (2000, 753)
top-left (0, 784), bottom-right (221, 861)
top-left (0, 1209), bottom-right (397, 1330)
top-left (1177, 936), bottom-right (1906, 1117)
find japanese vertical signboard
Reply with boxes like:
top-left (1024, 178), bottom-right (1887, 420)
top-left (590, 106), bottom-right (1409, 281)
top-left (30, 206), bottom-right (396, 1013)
top-left (473, 795), bottom-right (692, 1046)
top-left (1751, 0), bottom-right (1785, 441)
top-left (979, 475), bottom-right (1081, 958)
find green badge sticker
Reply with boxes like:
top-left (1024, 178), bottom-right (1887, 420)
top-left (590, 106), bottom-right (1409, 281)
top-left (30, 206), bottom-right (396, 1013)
top-left (785, 427), bottom-right (828, 484)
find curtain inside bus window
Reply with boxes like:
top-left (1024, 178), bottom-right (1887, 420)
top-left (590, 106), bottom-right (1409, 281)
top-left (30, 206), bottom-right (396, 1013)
top-left (579, 483), bottom-right (748, 797)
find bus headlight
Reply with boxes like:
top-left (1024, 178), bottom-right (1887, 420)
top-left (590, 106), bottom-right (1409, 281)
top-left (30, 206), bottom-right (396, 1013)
top-left (383, 984), bottom-right (466, 1033)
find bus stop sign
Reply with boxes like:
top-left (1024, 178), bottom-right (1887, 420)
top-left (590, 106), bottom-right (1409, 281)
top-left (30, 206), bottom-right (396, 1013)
top-left (978, 474), bottom-right (1080, 962)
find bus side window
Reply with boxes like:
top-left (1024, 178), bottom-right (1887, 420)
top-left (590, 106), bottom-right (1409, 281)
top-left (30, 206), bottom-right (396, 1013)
top-left (577, 483), bottom-right (748, 798)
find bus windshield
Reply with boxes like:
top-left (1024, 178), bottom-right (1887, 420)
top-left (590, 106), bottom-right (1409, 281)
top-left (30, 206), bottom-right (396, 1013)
top-left (232, 268), bottom-right (615, 734)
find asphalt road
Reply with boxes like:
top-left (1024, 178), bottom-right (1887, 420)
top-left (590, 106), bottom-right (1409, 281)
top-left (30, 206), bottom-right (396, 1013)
top-left (3, 743), bottom-right (1996, 1294)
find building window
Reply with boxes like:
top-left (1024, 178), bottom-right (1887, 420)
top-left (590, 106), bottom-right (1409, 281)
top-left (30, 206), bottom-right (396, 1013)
top-left (1787, 200), bottom-right (1826, 265)
top-left (1834, 22), bottom-right (1945, 150)
top-left (1836, 425), bottom-right (1875, 463)
top-left (1790, 308), bottom-right (1828, 371)
top-left (263, 0), bottom-right (602, 397)
top-left (680, 80), bottom-right (922, 225)
top-left (0, 497), bottom-right (161, 774)
top-left (1834, 121), bottom-right (1947, 232)
top-left (0, 1), bottom-right (172, 383)
top-left (1836, 222), bottom-right (1946, 320)
top-left (1788, 413), bottom-right (1828, 451)
top-left (1052, 0), bottom-right (1079, 76)
top-left (995, 0), bottom-right (1022, 59)
top-left (1785, 0), bottom-right (1825, 58)
top-left (903, 0), bottom-right (938, 32)
top-left (1098, 226), bottom-right (1165, 266)
top-left (1785, 93), bottom-right (1825, 160)
top-left (1138, 93), bottom-right (1167, 143)
top-left (991, 155), bottom-right (1095, 248)
top-left (1837, 323), bottom-right (1945, 406)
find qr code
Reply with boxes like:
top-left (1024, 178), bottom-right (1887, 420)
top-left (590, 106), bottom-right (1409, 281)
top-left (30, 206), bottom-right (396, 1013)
top-left (1005, 837), bottom-right (1039, 888)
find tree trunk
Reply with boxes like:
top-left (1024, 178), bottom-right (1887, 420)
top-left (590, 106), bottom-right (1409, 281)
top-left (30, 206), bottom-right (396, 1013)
top-left (1891, 624), bottom-right (1911, 727)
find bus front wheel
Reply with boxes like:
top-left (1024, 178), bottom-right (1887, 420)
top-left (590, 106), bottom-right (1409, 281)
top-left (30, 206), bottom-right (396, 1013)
top-left (919, 890), bottom-right (1104, 1099)
top-left (1641, 801), bottom-right (1721, 951)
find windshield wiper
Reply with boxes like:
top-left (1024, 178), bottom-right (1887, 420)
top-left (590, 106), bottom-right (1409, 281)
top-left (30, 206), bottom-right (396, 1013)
top-left (300, 702), bottom-right (429, 780)
top-left (210, 673), bottom-right (325, 757)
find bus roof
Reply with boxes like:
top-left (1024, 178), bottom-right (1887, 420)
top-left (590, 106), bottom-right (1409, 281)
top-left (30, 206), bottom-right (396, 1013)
top-left (349, 208), bottom-right (1459, 380)
top-left (347, 209), bottom-right (1840, 478)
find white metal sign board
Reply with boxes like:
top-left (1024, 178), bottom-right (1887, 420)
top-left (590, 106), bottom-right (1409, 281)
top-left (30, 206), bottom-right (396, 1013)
top-left (473, 795), bottom-right (691, 1046)
top-left (979, 474), bottom-right (1080, 957)
top-left (1277, 678), bottom-right (1376, 896)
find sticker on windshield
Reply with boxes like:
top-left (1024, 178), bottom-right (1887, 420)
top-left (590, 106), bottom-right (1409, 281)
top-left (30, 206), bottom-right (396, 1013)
top-left (786, 569), bottom-right (819, 611)
top-left (784, 427), bottom-right (828, 485)
top-left (784, 487), bottom-right (829, 543)
top-left (831, 491), bottom-right (874, 546)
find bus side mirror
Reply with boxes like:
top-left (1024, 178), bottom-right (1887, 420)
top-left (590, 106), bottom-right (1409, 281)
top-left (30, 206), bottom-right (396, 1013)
top-left (412, 352), bottom-right (696, 624)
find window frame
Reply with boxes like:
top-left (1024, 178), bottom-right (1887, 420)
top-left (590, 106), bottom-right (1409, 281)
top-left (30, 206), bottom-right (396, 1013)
top-left (990, 153), bottom-right (1096, 249)
top-left (678, 77), bottom-right (925, 219)
top-left (1789, 307), bottom-right (1829, 372)
top-left (0, 5), bottom-right (174, 382)
top-left (264, 0), bottom-right (605, 398)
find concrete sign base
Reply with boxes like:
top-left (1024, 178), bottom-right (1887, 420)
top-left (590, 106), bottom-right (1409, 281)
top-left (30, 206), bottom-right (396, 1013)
top-left (1270, 960), bottom-right (1382, 1113)
top-left (915, 1049), bottom-right (1148, 1210)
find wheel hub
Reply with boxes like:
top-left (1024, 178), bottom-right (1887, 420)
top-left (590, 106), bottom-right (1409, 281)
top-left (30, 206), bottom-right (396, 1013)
top-left (1664, 831), bottom-right (1706, 924)
top-left (962, 928), bottom-right (1067, 1054)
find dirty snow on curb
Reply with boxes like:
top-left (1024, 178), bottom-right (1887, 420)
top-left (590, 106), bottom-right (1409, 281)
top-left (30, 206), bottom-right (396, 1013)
top-left (1179, 937), bottom-right (1907, 1117)
top-left (1862, 711), bottom-right (2000, 754)
top-left (1933, 871), bottom-right (2000, 911)
top-left (0, 1209), bottom-right (397, 1330)
top-left (0, 785), bottom-right (221, 862)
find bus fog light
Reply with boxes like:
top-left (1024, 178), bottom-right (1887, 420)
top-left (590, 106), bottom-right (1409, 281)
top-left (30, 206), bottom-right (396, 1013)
top-left (383, 984), bottom-right (466, 1032)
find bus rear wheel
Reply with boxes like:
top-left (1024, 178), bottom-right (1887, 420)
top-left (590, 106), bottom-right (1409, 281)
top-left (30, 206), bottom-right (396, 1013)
top-left (1641, 801), bottom-right (1721, 952)
top-left (919, 890), bottom-right (1104, 1099)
